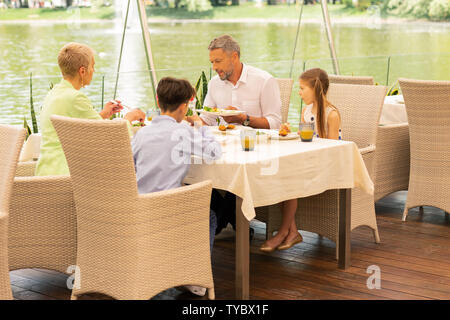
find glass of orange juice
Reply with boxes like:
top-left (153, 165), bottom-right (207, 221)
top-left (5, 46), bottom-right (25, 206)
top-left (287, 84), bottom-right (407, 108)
top-left (147, 109), bottom-right (160, 121)
top-left (299, 123), bottom-right (314, 142)
top-left (240, 129), bottom-right (256, 151)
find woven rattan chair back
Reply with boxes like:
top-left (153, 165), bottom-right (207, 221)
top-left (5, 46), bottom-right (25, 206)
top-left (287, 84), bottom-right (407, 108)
top-left (327, 83), bottom-right (387, 150)
top-left (51, 116), bottom-right (138, 207)
top-left (0, 125), bottom-right (26, 300)
top-left (399, 78), bottom-right (450, 219)
top-left (276, 78), bottom-right (294, 123)
top-left (328, 75), bottom-right (374, 85)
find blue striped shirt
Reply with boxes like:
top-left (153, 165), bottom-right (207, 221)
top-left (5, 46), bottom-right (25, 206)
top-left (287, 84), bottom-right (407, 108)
top-left (132, 115), bottom-right (222, 194)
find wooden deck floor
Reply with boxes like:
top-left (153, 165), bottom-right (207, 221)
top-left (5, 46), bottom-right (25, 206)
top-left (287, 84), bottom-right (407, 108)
top-left (9, 191), bottom-right (450, 300)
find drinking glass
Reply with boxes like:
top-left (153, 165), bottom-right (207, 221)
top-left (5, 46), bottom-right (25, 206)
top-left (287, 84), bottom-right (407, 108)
top-left (240, 129), bottom-right (256, 151)
top-left (299, 122), bottom-right (314, 142)
top-left (147, 109), bottom-right (160, 121)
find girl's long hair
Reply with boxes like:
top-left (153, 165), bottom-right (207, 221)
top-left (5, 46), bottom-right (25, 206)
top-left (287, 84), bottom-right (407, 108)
top-left (300, 68), bottom-right (339, 138)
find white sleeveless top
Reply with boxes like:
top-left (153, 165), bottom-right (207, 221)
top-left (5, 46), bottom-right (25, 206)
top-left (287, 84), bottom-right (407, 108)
top-left (303, 104), bottom-right (342, 139)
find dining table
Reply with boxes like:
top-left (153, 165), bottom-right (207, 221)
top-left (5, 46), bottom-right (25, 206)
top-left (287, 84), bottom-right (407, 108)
top-left (380, 94), bottom-right (407, 125)
top-left (183, 127), bottom-right (374, 299)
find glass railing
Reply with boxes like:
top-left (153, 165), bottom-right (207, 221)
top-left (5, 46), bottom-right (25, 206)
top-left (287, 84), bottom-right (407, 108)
top-left (1, 52), bottom-right (449, 128)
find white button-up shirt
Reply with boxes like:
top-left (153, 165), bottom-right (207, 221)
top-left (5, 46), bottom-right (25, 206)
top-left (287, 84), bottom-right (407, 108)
top-left (201, 64), bottom-right (282, 129)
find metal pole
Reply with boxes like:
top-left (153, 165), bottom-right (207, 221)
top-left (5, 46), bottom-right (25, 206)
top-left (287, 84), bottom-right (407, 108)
top-left (101, 75), bottom-right (105, 110)
top-left (289, 2), bottom-right (304, 79)
top-left (136, 0), bottom-right (158, 107)
top-left (113, 0), bottom-right (131, 100)
top-left (320, 1), bottom-right (340, 75)
top-left (386, 56), bottom-right (391, 86)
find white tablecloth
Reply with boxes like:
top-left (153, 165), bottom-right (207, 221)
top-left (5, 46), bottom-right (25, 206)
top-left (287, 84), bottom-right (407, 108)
top-left (184, 133), bottom-right (374, 221)
top-left (380, 95), bottom-right (407, 125)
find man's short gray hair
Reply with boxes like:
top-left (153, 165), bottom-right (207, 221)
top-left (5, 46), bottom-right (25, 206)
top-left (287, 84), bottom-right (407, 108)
top-left (208, 35), bottom-right (240, 58)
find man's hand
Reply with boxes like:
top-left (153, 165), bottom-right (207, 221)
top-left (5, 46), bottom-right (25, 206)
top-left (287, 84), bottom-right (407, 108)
top-left (124, 108), bottom-right (146, 123)
top-left (221, 106), bottom-right (246, 124)
top-left (99, 100), bottom-right (123, 119)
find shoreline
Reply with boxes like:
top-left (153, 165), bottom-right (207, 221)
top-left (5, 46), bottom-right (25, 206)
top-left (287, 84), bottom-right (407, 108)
top-left (0, 17), bottom-right (448, 27)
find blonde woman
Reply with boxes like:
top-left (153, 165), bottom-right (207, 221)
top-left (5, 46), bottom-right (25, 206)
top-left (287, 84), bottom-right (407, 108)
top-left (36, 42), bottom-right (145, 176)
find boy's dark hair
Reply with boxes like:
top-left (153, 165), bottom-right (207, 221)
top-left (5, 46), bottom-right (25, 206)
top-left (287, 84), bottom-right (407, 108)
top-left (156, 77), bottom-right (195, 112)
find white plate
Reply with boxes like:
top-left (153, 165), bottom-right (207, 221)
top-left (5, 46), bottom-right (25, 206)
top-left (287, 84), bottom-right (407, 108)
top-left (198, 109), bottom-right (246, 117)
top-left (268, 131), bottom-right (300, 140)
top-left (210, 126), bottom-right (241, 135)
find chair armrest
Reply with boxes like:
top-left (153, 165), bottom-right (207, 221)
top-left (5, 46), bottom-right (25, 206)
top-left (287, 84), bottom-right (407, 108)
top-left (359, 145), bottom-right (376, 155)
top-left (378, 122), bottom-right (408, 130)
top-left (15, 161), bottom-right (37, 177)
top-left (137, 180), bottom-right (213, 221)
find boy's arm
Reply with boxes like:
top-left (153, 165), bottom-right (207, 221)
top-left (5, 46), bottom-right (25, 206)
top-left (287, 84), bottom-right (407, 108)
top-left (191, 125), bottom-right (222, 161)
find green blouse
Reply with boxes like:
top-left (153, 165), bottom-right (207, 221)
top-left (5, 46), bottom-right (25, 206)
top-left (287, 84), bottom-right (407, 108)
top-left (35, 79), bottom-right (103, 176)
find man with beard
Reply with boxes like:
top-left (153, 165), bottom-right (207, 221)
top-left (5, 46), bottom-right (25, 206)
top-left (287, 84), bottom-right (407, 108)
top-left (187, 34), bottom-right (282, 235)
top-left (188, 34), bottom-right (282, 129)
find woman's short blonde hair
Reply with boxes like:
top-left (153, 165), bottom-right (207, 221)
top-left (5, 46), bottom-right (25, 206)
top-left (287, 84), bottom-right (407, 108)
top-left (57, 42), bottom-right (95, 78)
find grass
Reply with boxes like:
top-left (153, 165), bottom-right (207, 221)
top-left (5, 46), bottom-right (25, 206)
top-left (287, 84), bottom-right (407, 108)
top-left (146, 3), bottom-right (372, 20)
top-left (0, 3), bottom-right (380, 21)
top-left (0, 6), bottom-right (115, 20)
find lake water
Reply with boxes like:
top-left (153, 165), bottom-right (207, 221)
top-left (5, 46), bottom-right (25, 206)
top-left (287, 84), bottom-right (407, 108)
top-left (0, 21), bottom-right (449, 126)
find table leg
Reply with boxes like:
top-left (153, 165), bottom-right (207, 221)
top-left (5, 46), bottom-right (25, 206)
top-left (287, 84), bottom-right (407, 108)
top-left (338, 188), bottom-right (351, 269)
top-left (235, 196), bottom-right (249, 299)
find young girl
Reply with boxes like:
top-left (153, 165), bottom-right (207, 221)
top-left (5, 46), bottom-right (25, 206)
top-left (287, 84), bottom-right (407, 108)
top-left (260, 68), bottom-right (342, 252)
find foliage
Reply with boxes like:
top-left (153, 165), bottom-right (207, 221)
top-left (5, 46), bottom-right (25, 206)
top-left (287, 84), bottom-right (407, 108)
top-left (195, 71), bottom-right (209, 109)
top-left (387, 0), bottom-right (449, 20)
top-left (386, 81), bottom-right (399, 96)
top-left (156, 0), bottom-right (212, 11)
top-left (186, 71), bottom-right (209, 116)
top-left (428, 0), bottom-right (450, 20)
top-left (29, 73), bottom-right (38, 134)
top-left (343, 0), bottom-right (385, 11)
top-left (23, 116), bottom-right (32, 141)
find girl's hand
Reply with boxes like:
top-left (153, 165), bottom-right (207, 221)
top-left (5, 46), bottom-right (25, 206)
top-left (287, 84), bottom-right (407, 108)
top-left (280, 122), bottom-right (291, 133)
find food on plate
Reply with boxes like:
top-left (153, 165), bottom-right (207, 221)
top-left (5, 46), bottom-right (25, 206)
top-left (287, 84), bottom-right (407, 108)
top-left (279, 129), bottom-right (288, 136)
top-left (227, 124), bottom-right (235, 130)
top-left (280, 123), bottom-right (291, 133)
top-left (131, 120), bottom-right (145, 127)
top-left (203, 106), bottom-right (219, 112)
top-left (218, 124), bottom-right (227, 131)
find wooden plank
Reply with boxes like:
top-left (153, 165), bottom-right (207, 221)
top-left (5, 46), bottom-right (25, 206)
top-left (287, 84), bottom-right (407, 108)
top-left (338, 188), bottom-right (351, 269)
top-left (8, 195), bottom-right (450, 300)
top-left (235, 196), bottom-right (250, 300)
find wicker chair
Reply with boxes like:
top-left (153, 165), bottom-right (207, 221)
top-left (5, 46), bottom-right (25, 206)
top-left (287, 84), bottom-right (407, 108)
top-left (256, 83), bottom-right (387, 258)
top-left (276, 78), bottom-right (294, 123)
top-left (328, 74), bottom-right (374, 85)
top-left (0, 125), bottom-right (26, 300)
top-left (51, 115), bottom-right (215, 300)
top-left (399, 78), bottom-right (450, 221)
top-left (374, 123), bottom-right (410, 202)
top-left (9, 174), bottom-right (76, 274)
top-left (15, 161), bottom-right (37, 177)
top-left (328, 75), bottom-right (410, 203)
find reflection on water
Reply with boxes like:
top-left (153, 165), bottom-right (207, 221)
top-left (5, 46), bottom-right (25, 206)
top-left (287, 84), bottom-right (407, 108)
top-left (0, 21), bottom-right (449, 126)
